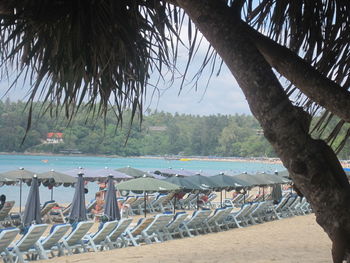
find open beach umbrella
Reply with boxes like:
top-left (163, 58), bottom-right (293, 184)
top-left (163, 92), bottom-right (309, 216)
top-left (68, 173), bottom-right (87, 222)
top-left (207, 174), bottom-right (251, 207)
top-left (22, 175), bottom-right (42, 226)
top-left (116, 167), bottom-right (146, 178)
top-left (117, 177), bottom-right (180, 217)
top-left (154, 168), bottom-right (198, 177)
top-left (258, 173), bottom-right (290, 184)
top-left (275, 170), bottom-right (290, 179)
top-left (164, 176), bottom-right (203, 190)
top-left (183, 175), bottom-right (219, 190)
top-left (0, 173), bottom-right (17, 186)
top-left (232, 173), bottom-right (271, 187)
top-left (37, 170), bottom-right (76, 200)
top-left (103, 176), bottom-right (121, 221)
top-left (83, 168), bottom-right (133, 181)
top-left (2, 168), bottom-right (35, 213)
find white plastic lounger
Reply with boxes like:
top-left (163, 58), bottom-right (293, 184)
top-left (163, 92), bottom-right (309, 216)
top-left (0, 228), bottom-right (20, 263)
top-left (83, 220), bottom-right (118, 252)
top-left (125, 217), bottom-right (155, 246)
top-left (60, 221), bottom-right (94, 255)
top-left (105, 218), bottom-right (133, 249)
top-left (180, 210), bottom-right (212, 237)
top-left (0, 201), bottom-right (16, 226)
top-left (36, 223), bottom-right (71, 258)
top-left (140, 214), bottom-right (173, 244)
top-left (225, 203), bottom-right (251, 228)
top-left (163, 212), bottom-right (188, 239)
top-left (8, 224), bottom-right (48, 263)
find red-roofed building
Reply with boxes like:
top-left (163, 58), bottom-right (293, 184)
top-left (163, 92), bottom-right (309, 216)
top-left (46, 132), bottom-right (64, 144)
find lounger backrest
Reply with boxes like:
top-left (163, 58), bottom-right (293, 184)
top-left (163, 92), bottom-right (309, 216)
top-left (41, 202), bottom-right (58, 217)
top-left (130, 197), bottom-right (145, 208)
top-left (92, 220), bottom-right (118, 244)
top-left (151, 195), bottom-right (167, 207)
top-left (123, 197), bottom-right (137, 206)
top-left (86, 200), bottom-right (97, 212)
top-left (41, 224), bottom-right (71, 249)
top-left (237, 203), bottom-right (253, 217)
top-left (207, 208), bottom-right (225, 224)
top-left (64, 221), bottom-right (94, 246)
top-left (16, 224), bottom-right (48, 251)
top-left (108, 218), bottom-right (132, 241)
top-left (162, 192), bottom-right (175, 204)
top-left (166, 213), bottom-right (188, 231)
top-left (0, 201), bottom-right (15, 221)
top-left (0, 228), bottom-right (19, 252)
top-left (187, 210), bottom-right (211, 227)
top-left (144, 214), bottom-right (172, 234)
top-left (130, 217), bottom-right (154, 236)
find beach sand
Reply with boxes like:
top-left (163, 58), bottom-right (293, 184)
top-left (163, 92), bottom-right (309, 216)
top-left (42, 214), bottom-right (331, 263)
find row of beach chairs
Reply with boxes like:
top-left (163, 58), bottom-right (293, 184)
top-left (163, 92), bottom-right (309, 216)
top-left (0, 193), bottom-right (312, 262)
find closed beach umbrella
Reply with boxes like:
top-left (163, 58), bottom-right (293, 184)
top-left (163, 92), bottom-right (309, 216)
top-left (2, 168), bottom-right (35, 213)
top-left (117, 177), bottom-right (180, 217)
top-left (22, 175), bottom-right (42, 226)
top-left (104, 176), bottom-right (120, 221)
top-left (271, 184), bottom-right (283, 202)
top-left (116, 167), bottom-right (146, 178)
top-left (68, 173), bottom-right (87, 223)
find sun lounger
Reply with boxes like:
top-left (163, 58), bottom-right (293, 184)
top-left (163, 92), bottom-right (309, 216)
top-left (8, 224), bottom-right (48, 263)
top-left (36, 223), bottom-right (71, 259)
top-left (140, 214), bottom-right (173, 244)
top-left (125, 217), bottom-right (155, 246)
top-left (0, 201), bottom-right (16, 227)
top-left (121, 196), bottom-right (138, 217)
top-left (130, 196), bottom-right (146, 215)
top-left (60, 221), bottom-right (94, 255)
top-left (180, 209), bottom-right (212, 237)
top-left (163, 212), bottom-right (189, 239)
top-left (105, 218), bottom-right (133, 249)
top-left (205, 206), bottom-right (234, 232)
top-left (41, 201), bottom-right (59, 224)
top-left (86, 200), bottom-right (97, 220)
top-left (83, 220), bottom-right (118, 252)
top-left (225, 203), bottom-right (253, 228)
top-left (150, 194), bottom-right (169, 212)
top-left (0, 228), bottom-right (20, 263)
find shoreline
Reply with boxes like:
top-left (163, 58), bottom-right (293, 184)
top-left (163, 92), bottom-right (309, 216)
top-left (1, 152), bottom-right (349, 167)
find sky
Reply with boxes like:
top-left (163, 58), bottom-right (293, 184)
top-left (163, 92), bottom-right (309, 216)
top-left (0, 26), bottom-right (252, 116)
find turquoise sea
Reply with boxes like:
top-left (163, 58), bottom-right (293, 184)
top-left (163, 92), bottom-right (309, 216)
top-left (0, 154), bottom-right (285, 206)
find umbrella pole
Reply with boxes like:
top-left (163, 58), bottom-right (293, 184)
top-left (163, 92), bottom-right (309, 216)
top-left (144, 192), bottom-right (147, 218)
top-left (19, 180), bottom-right (22, 214)
top-left (263, 187), bottom-right (265, 201)
top-left (173, 196), bottom-right (176, 214)
top-left (51, 188), bottom-right (54, 201)
top-left (220, 191), bottom-right (222, 208)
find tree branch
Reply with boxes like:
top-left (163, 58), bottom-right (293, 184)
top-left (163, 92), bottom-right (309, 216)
top-left (242, 22), bottom-right (350, 123)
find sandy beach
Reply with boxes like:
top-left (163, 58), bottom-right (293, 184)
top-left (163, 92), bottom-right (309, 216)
top-left (41, 214), bottom-right (331, 263)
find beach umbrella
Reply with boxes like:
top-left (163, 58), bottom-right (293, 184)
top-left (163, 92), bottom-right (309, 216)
top-left (257, 172), bottom-right (290, 184)
top-left (232, 173), bottom-right (272, 187)
top-left (103, 176), bottom-right (121, 221)
top-left (0, 173), bottom-right (17, 186)
top-left (164, 176), bottom-right (203, 190)
top-left (2, 168), bottom-right (35, 213)
top-left (83, 168), bottom-right (133, 181)
top-left (275, 170), bottom-right (290, 179)
top-left (183, 175), bottom-right (219, 190)
top-left (146, 172), bottom-right (166, 180)
top-left (154, 168), bottom-right (198, 177)
top-left (271, 184), bottom-right (282, 202)
top-left (37, 170), bottom-right (76, 200)
top-left (117, 177), bottom-right (180, 217)
top-left (68, 173), bottom-right (87, 223)
top-left (207, 174), bottom-right (251, 207)
top-left (116, 167), bottom-right (146, 178)
top-left (22, 175), bottom-right (42, 226)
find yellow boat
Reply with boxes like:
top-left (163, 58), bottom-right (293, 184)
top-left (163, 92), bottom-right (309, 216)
top-left (179, 158), bottom-right (191, 161)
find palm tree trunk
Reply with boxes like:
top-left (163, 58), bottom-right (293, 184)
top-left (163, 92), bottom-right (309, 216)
top-left (177, 0), bottom-right (350, 261)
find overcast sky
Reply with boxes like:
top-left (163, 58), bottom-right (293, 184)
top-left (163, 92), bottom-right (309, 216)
top-left (0, 26), bottom-right (252, 116)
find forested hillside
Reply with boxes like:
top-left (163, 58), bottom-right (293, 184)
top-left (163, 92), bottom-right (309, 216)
top-left (0, 99), bottom-right (349, 159)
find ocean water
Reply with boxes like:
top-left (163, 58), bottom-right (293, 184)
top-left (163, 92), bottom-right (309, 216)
top-left (0, 154), bottom-right (285, 206)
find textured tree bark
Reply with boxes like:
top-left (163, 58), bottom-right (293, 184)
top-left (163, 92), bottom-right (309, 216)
top-left (177, 0), bottom-right (350, 261)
